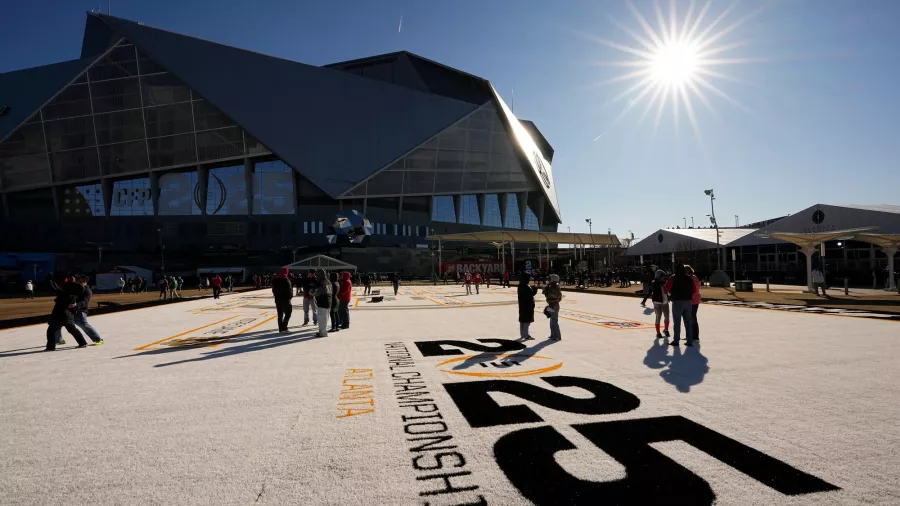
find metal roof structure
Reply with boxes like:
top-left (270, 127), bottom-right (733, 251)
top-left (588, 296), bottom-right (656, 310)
top-left (626, 227), bottom-right (758, 256)
top-left (283, 255), bottom-right (357, 271)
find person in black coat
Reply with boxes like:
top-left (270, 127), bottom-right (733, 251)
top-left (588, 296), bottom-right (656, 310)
top-left (517, 273), bottom-right (539, 341)
top-left (45, 277), bottom-right (88, 351)
top-left (272, 268), bottom-right (294, 332)
top-left (329, 272), bottom-right (341, 332)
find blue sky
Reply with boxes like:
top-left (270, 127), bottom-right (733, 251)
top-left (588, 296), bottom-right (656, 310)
top-left (4, 0), bottom-right (899, 240)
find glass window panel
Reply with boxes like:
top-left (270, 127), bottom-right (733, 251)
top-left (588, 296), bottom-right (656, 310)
top-left (491, 132), bottom-right (512, 153)
top-left (459, 195), bottom-right (480, 225)
top-left (466, 130), bottom-right (490, 152)
top-left (464, 151), bottom-right (489, 171)
top-left (197, 127), bottom-right (244, 161)
top-left (110, 177), bottom-right (153, 216)
top-left (508, 166), bottom-right (530, 189)
top-left (365, 170), bottom-right (403, 195)
top-left (24, 113), bottom-right (42, 124)
top-left (505, 193), bottom-right (521, 228)
top-left (107, 45), bottom-right (136, 62)
top-left (431, 195), bottom-right (456, 223)
top-left (524, 206), bottom-right (540, 231)
top-left (94, 109), bottom-right (145, 144)
top-left (422, 136), bottom-right (440, 149)
top-left (193, 100), bottom-right (236, 131)
top-left (44, 116), bottom-right (96, 152)
top-left (405, 148), bottom-right (436, 170)
top-left (98, 140), bottom-right (148, 176)
top-left (486, 171), bottom-right (512, 192)
top-left (60, 183), bottom-right (105, 217)
top-left (0, 154), bottom-right (52, 189)
top-left (402, 171), bottom-right (434, 194)
top-left (487, 152), bottom-right (511, 172)
top-left (42, 83), bottom-right (92, 120)
top-left (50, 148), bottom-right (101, 181)
top-left (7, 188), bottom-right (55, 220)
top-left (436, 150), bottom-right (464, 170)
top-left (386, 159), bottom-right (404, 170)
top-left (207, 165), bottom-right (248, 215)
top-left (144, 102), bottom-right (193, 138)
top-left (88, 60), bottom-right (138, 82)
top-left (0, 123), bottom-right (47, 158)
top-left (136, 50), bottom-right (166, 75)
top-left (140, 73), bottom-right (192, 106)
top-left (469, 116), bottom-right (492, 132)
top-left (252, 160), bottom-right (295, 215)
top-left (245, 133), bottom-right (269, 155)
top-left (483, 194), bottom-right (502, 227)
top-left (159, 170), bottom-right (201, 215)
top-left (147, 133), bottom-right (196, 168)
top-left (461, 171), bottom-right (488, 192)
top-left (434, 171), bottom-right (462, 193)
top-left (438, 127), bottom-right (466, 150)
top-left (90, 77), bottom-right (142, 113)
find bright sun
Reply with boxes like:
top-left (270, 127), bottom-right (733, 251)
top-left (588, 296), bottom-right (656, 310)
top-left (650, 41), bottom-right (700, 87)
top-left (584, 0), bottom-right (761, 139)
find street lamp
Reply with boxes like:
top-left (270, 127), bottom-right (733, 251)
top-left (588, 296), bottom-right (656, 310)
top-left (157, 228), bottom-right (166, 273)
top-left (585, 218), bottom-right (593, 269)
top-left (704, 189), bottom-right (722, 270)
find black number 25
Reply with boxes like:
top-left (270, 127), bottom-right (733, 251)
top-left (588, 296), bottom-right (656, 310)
top-left (443, 377), bottom-right (839, 505)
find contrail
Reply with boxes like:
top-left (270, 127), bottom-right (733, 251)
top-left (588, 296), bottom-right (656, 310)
top-left (593, 132), bottom-right (606, 141)
top-left (398, 15), bottom-right (403, 33)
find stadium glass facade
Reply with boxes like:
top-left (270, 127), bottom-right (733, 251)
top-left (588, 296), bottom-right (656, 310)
top-left (0, 14), bottom-right (560, 273)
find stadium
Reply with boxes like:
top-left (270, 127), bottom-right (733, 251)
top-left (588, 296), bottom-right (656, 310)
top-left (0, 13), bottom-right (561, 283)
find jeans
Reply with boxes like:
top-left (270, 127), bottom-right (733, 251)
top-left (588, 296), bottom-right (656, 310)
top-left (331, 307), bottom-right (340, 329)
top-left (47, 321), bottom-right (86, 349)
top-left (549, 310), bottom-right (561, 340)
top-left (692, 304), bottom-right (700, 341)
top-left (393, 281), bottom-right (399, 295)
top-left (275, 299), bottom-right (292, 331)
top-left (212, 286), bottom-right (221, 299)
top-left (519, 322), bottom-right (531, 339)
top-left (54, 312), bottom-right (102, 343)
top-left (303, 298), bottom-right (317, 323)
top-left (338, 301), bottom-right (350, 328)
top-left (475, 283), bottom-right (480, 294)
top-left (317, 307), bottom-right (329, 336)
top-left (671, 300), bottom-right (694, 344)
top-left (641, 282), bottom-right (650, 302)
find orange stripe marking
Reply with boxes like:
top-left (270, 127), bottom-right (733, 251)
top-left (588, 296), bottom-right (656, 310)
top-left (134, 316), bottom-right (237, 351)
top-left (207, 315), bottom-right (277, 348)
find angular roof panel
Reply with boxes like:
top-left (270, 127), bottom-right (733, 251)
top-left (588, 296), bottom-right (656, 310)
top-left (91, 14), bottom-right (478, 197)
top-left (0, 57), bottom-right (96, 145)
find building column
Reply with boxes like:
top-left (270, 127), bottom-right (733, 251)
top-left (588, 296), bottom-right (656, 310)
top-left (516, 191), bottom-right (528, 229)
top-left (498, 193), bottom-right (508, 227)
top-left (885, 246), bottom-right (898, 291)
top-left (102, 178), bottom-right (114, 218)
top-left (801, 245), bottom-right (816, 293)
top-left (198, 165), bottom-right (209, 215)
top-left (453, 195), bottom-right (462, 223)
top-left (533, 195), bottom-right (546, 230)
top-left (51, 186), bottom-right (60, 220)
top-left (477, 194), bottom-right (486, 226)
top-left (149, 172), bottom-right (159, 216)
top-left (397, 195), bottom-right (404, 222)
top-left (0, 194), bottom-right (9, 220)
top-left (244, 158), bottom-right (253, 215)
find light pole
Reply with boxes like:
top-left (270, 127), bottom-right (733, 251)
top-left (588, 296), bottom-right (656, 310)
top-left (704, 189), bottom-right (721, 270)
top-left (683, 217), bottom-right (686, 228)
top-left (585, 218), bottom-right (593, 270)
top-left (157, 228), bottom-right (166, 273)
top-left (691, 216), bottom-right (694, 228)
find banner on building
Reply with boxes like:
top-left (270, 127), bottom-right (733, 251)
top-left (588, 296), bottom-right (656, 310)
top-left (441, 262), bottom-right (509, 275)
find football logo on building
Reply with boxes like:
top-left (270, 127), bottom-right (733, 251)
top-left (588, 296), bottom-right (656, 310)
top-left (657, 233), bottom-right (664, 243)
top-left (533, 151), bottom-right (552, 189)
top-left (812, 210), bottom-right (825, 224)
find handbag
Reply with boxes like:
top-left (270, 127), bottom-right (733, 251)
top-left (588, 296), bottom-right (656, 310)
top-left (543, 306), bottom-right (554, 318)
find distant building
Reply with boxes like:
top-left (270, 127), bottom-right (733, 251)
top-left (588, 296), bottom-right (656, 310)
top-left (625, 204), bottom-right (900, 284)
top-left (0, 13), bottom-right (560, 275)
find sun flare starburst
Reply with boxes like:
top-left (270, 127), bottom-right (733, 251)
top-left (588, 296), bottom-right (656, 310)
top-left (585, 0), bottom-right (762, 140)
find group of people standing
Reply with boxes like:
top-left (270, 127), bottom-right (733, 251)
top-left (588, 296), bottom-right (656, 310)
top-left (645, 264), bottom-right (701, 346)
top-left (517, 272), bottom-right (564, 342)
top-left (116, 276), bottom-right (148, 294)
top-left (272, 269), bottom-right (353, 337)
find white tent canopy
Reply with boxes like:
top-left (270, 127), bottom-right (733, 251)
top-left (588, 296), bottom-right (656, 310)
top-left (283, 255), bottom-right (357, 272)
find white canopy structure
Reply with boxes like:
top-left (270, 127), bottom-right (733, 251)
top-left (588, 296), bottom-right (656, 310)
top-left (283, 255), bottom-right (357, 272)
top-left (854, 233), bottom-right (900, 290)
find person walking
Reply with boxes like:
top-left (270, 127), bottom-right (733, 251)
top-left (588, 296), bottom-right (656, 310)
top-left (272, 268), bottom-right (293, 333)
top-left (45, 277), bottom-right (88, 351)
top-left (650, 269), bottom-right (670, 339)
top-left (314, 269), bottom-right (331, 337)
top-left (517, 273), bottom-right (539, 340)
top-left (503, 270), bottom-right (510, 288)
top-left (226, 275), bottom-right (234, 293)
top-left (25, 280), bottom-right (35, 299)
top-left (473, 271), bottom-right (482, 294)
top-left (640, 265), bottom-right (655, 306)
top-left (302, 270), bottom-right (318, 326)
top-left (464, 271), bottom-right (473, 295)
top-left (338, 271), bottom-right (352, 329)
top-left (158, 276), bottom-right (169, 300)
top-left (211, 274), bottom-right (223, 299)
top-left (485, 271), bottom-right (492, 288)
top-left (663, 263), bottom-right (698, 347)
top-left (812, 266), bottom-right (827, 297)
top-left (54, 275), bottom-right (103, 345)
top-left (391, 272), bottom-right (400, 296)
top-left (543, 274), bottom-right (563, 341)
top-left (362, 273), bottom-right (372, 296)
top-left (117, 276), bottom-right (126, 294)
top-left (685, 265), bottom-right (702, 342)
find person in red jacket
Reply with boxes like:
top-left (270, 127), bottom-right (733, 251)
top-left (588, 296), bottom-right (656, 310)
top-left (473, 271), bottom-right (483, 294)
top-left (210, 274), bottom-right (223, 299)
top-left (338, 272), bottom-right (352, 329)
